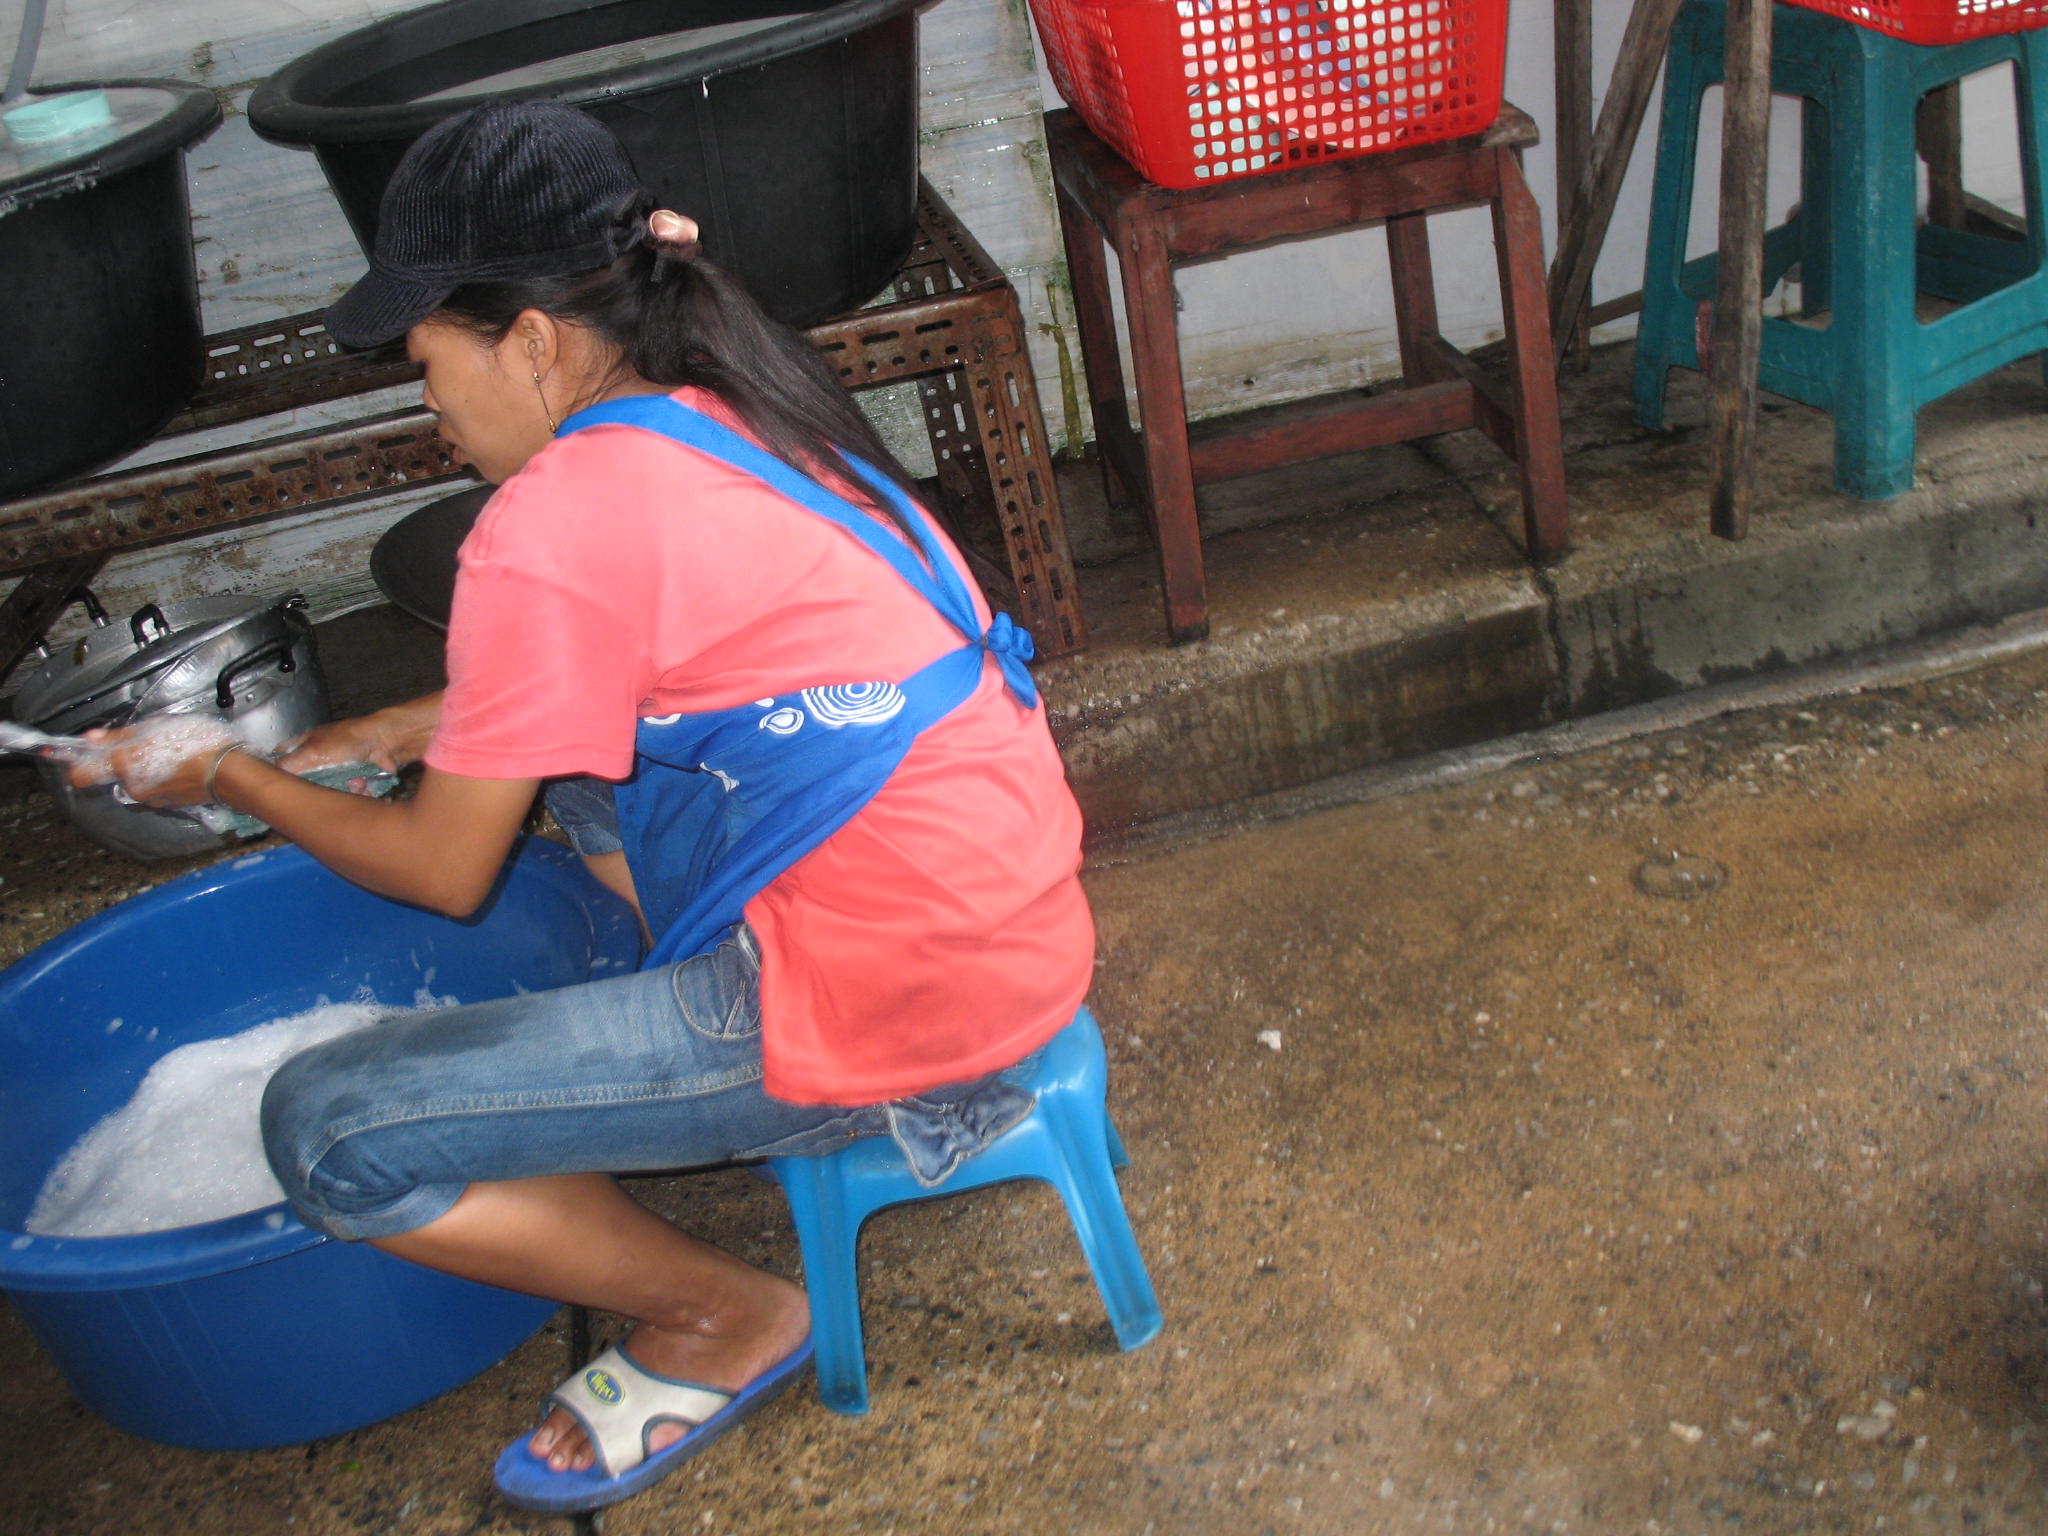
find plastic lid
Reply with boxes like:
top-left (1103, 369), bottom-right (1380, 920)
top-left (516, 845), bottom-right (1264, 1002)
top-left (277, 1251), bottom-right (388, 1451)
top-left (0, 81), bottom-right (220, 212)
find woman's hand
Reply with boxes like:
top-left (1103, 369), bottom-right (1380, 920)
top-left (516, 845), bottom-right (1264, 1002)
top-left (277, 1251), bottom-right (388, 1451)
top-left (213, 752), bottom-right (539, 917)
top-left (278, 692), bottom-right (445, 774)
top-left (66, 715), bottom-right (240, 809)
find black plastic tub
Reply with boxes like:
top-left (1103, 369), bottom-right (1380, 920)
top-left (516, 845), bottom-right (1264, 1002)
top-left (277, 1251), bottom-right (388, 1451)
top-left (248, 0), bottom-right (923, 329)
top-left (0, 82), bottom-right (221, 497)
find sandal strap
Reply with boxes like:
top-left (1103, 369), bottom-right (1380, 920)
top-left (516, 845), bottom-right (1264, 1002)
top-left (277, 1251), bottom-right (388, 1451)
top-left (544, 1343), bottom-right (734, 1476)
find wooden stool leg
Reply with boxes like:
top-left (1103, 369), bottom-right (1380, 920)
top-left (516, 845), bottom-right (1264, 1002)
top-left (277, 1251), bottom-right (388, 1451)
top-left (1491, 147), bottom-right (1570, 559)
top-left (1118, 221), bottom-right (1208, 644)
top-left (1386, 213), bottom-right (1455, 387)
top-left (1798, 95), bottom-right (1832, 316)
top-left (1054, 183), bottom-right (1136, 511)
top-left (1707, 0), bottom-right (1774, 535)
top-left (1919, 80), bottom-right (1967, 231)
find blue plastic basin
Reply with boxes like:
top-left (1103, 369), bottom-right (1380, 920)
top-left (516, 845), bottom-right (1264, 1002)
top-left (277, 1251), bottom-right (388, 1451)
top-left (0, 837), bottom-right (643, 1449)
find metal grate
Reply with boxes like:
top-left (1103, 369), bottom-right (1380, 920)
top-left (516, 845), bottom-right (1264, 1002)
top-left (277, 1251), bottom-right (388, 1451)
top-left (0, 181), bottom-right (1086, 670)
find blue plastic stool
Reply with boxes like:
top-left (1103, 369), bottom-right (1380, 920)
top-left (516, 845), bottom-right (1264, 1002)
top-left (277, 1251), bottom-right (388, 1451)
top-left (1634, 0), bottom-right (2048, 498)
top-left (768, 1005), bottom-right (1163, 1414)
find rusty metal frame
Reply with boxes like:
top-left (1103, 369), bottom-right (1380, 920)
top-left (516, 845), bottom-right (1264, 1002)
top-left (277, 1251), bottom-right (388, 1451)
top-left (168, 316), bottom-right (419, 436)
top-left (1, 180), bottom-right (1086, 675)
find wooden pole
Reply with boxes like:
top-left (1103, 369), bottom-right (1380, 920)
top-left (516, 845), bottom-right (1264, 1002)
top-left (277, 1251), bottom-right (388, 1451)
top-left (1918, 82), bottom-right (1966, 230)
top-left (1707, 0), bottom-right (1773, 539)
top-left (1553, 0), bottom-right (1594, 366)
top-left (1548, 0), bottom-right (1686, 362)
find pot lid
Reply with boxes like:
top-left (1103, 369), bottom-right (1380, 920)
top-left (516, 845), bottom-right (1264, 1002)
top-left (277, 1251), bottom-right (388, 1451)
top-left (370, 485), bottom-right (493, 630)
top-left (0, 80), bottom-right (221, 217)
top-left (12, 595), bottom-right (295, 728)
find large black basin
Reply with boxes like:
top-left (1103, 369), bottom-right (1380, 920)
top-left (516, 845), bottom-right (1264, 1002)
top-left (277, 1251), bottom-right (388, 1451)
top-left (0, 82), bottom-right (221, 497)
top-left (248, 0), bottom-right (923, 329)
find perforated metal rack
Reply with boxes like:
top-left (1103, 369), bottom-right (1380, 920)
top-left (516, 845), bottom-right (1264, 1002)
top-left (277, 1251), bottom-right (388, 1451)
top-left (0, 181), bottom-right (1086, 676)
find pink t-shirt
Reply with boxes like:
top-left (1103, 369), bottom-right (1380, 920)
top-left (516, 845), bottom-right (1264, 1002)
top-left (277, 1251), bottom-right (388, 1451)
top-left (426, 388), bottom-right (1093, 1104)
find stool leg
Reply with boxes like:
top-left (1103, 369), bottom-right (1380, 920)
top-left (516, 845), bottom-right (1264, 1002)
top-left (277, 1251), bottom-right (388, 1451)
top-left (1386, 212), bottom-right (1455, 386)
top-left (1055, 182), bottom-right (1135, 512)
top-left (1039, 1092), bottom-right (1164, 1352)
top-left (1919, 80), bottom-right (1968, 232)
top-left (1634, 0), bottom-right (1714, 431)
top-left (1492, 147), bottom-right (1570, 559)
top-left (1117, 219), bottom-right (1209, 644)
top-left (1827, 35), bottom-right (1921, 498)
top-left (2022, 31), bottom-right (2048, 389)
top-left (1796, 95), bottom-right (1831, 317)
top-left (771, 1157), bottom-right (876, 1415)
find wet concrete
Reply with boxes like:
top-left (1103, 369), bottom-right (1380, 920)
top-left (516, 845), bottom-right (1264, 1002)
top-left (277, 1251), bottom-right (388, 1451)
top-left (9, 346), bottom-right (2048, 1533)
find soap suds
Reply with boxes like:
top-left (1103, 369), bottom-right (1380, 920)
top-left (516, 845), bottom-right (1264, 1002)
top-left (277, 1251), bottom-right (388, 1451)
top-left (64, 713), bottom-right (238, 795)
top-left (27, 996), bottom-right (452, 1238)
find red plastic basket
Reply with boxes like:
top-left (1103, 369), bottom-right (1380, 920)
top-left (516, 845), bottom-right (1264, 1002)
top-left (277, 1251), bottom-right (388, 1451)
top-left (1776, 0), bottom-right (2048, 43)
top-left (1029, 0), bottom-right (1509, 189)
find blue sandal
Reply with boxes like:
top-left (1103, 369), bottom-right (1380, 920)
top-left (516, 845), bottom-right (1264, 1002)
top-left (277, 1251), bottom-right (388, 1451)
top-left (492, 1336), bottom-right (814, 1514)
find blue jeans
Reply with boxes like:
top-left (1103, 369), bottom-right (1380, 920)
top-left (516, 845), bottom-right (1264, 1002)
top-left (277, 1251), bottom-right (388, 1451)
top-left (543, 776), bottom-right (627, 858)
top-left (261, 923), bottom-right (1036, 1240)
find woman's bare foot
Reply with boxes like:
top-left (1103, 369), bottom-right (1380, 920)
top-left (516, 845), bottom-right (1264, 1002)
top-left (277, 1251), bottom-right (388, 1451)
top-left (525, 1270), bottom-right (811, 1473)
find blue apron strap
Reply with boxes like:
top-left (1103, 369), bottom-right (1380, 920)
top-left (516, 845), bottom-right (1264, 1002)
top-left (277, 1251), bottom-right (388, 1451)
top-left (561, 395), bottom-right (1037, 707)
top-left (627, 641), bottom-right (987, 965)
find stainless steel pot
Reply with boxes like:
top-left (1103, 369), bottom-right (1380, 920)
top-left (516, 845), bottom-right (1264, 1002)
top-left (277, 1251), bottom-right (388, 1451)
top-left (13, 592), bottom-right (329, 860)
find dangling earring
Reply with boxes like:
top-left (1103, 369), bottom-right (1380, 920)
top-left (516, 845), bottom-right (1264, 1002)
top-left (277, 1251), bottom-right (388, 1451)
top-left (532, 370), bottom-right (557, 436)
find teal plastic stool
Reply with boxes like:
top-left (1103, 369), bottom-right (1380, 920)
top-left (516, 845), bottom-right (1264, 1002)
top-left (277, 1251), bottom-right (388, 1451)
top-left (1634, 0), bottom-right (2048, 498)
top-left (768, 1005), bottom-right (1161, 1414)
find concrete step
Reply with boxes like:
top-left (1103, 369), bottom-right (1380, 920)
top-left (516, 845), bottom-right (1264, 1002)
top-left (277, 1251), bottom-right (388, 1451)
top-left (1038, 343), bottom-right (2048, 841)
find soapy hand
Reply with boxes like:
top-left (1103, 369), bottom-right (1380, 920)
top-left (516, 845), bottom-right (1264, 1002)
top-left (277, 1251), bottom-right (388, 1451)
top-left (277, 693), bottom-right (443, 775)
top-left (68, 714), bottom-right (240, 808)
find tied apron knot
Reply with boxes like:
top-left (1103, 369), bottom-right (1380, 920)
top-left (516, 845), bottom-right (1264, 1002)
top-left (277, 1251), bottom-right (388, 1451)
top-left (980, 612), bottom-right (1038, 708)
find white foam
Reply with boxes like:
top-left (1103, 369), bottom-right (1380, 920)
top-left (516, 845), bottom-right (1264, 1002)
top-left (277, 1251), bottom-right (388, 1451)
top-left (125, 714), bottom-right (237, 792)
top-left (26, 998), bottom-right (449, 1239)
top-left (67, 713), bottom-right (237, 796)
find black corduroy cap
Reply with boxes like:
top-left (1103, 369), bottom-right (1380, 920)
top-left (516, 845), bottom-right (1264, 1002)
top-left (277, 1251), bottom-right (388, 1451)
top-left (324, 100), bottom-right (649, 349)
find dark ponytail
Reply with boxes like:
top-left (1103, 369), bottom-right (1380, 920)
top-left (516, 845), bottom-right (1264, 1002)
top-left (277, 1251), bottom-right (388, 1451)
top-left (436, 208), bottom-right (924, 525)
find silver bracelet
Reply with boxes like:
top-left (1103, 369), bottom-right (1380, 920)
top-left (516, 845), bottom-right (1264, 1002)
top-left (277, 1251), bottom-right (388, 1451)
top-left (202, 742), bottom-right (246, 802)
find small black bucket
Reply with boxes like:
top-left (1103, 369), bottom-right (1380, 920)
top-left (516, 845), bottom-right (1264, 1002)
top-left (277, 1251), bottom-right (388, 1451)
top-left (248, 0), bottom-right (924, 329)
top-left (0, 82), bottom-right (221, 497)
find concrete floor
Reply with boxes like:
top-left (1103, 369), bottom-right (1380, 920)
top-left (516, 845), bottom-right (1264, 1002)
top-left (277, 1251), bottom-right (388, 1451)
top-left (10, 352), bottom-right (2048, 1534)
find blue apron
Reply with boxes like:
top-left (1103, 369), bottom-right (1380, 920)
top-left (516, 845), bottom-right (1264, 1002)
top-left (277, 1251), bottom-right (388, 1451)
top-left (556, 394), bottom-right (1037, 969)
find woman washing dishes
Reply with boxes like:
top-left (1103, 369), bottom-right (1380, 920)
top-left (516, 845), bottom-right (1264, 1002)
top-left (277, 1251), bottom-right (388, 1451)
top-left (74, 101), bottom-right (1093, 1514)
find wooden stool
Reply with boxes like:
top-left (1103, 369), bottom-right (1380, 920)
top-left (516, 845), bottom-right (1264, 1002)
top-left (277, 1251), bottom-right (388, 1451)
top-left (1047, 105), bottom-right (1568, 644)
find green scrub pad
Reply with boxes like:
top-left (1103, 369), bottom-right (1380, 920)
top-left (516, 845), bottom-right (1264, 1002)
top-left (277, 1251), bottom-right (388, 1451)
top-left (213, 761), bottom-right (404, 840)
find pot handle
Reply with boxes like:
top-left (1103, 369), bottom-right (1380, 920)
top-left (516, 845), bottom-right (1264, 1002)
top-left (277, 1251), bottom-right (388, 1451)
top-left (131, 602), bottom-right (171, 646)
top-left (23, 586), bottom-right (108, 659)
top-left (214, 637), bottom-right (297, 710)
